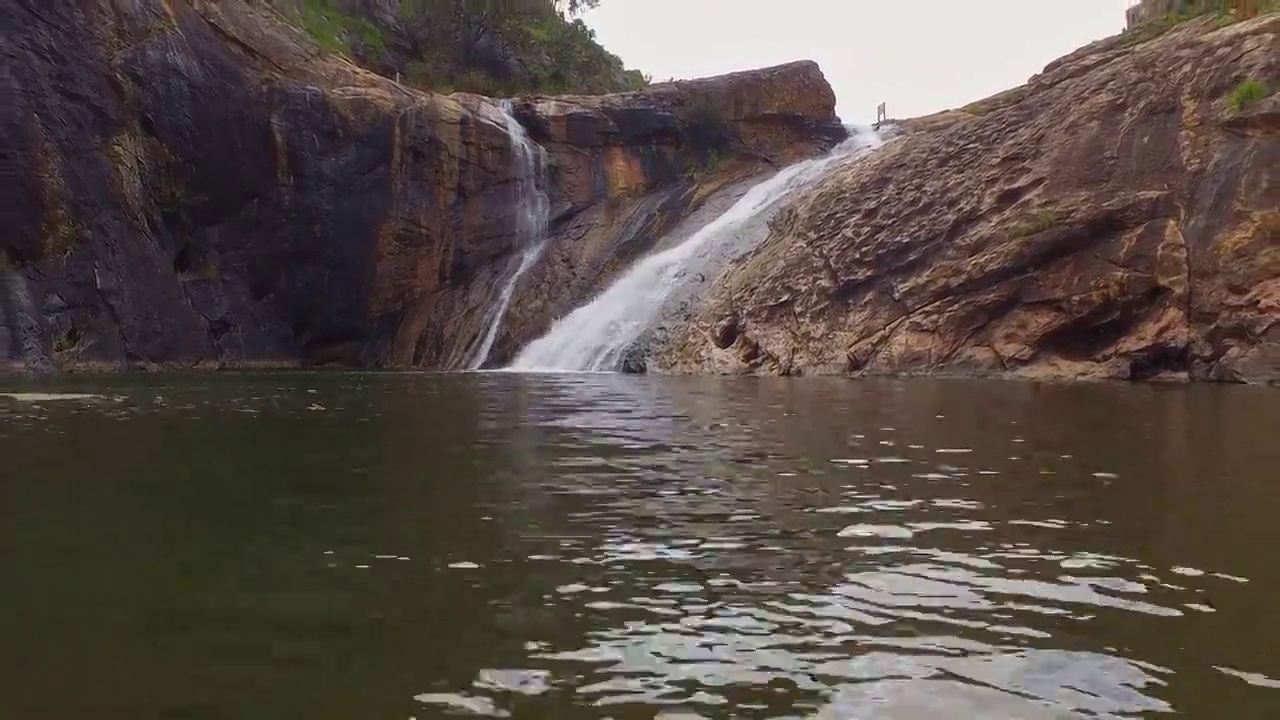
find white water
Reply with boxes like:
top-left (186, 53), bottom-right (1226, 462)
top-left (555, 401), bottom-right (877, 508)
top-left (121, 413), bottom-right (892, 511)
top-left (509, 126), bottom-right (883, 372)
top-left (468, 100), bottom-right (552, 370)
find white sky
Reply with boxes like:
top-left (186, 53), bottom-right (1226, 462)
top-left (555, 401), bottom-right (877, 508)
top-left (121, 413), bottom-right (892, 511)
top-left (583, 1), bottom-right (1128, 123)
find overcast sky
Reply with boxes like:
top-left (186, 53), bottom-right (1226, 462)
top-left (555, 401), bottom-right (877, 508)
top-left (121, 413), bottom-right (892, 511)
top-left (583, 1), bottom-right (1127, 124)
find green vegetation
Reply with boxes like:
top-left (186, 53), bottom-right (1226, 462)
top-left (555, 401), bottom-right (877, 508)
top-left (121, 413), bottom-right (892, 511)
top-left (291, 0), bottom-right (386, 55)
top-left (397, 0), bottom-right (644, 95)
top-left (679, 99), bottom-right (734, 180)
top-left (275, 0), bottom-right (647, 97)
top-left (1121, 11), bottom-right (1197, 47)
top-left (543, 153), bottom-right (563, 185)
top-left (961, 87), bottom-right (1030, 117)
top-left (42, 206), bottom-right (90, 260)
top-left (1121, 0), bottom-right (1277, 47)
top-left (1029, 208), bottom-right (1059, 233)
top-left (685, 149), bottom-right (723, 182)
top-left (1228, 78), bottom-right (1269, 111)
top-left (0, 248), bottom-right (14, 272)
top-left (53, 326), bottom-right (79, 354)
top-left (1012, 207), bottom-right (1060, 237)
top-left (199, 258), bottom-right (220, 282)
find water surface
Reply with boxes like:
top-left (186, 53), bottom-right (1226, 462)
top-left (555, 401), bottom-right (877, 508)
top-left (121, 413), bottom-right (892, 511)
top-left (2, 373), bottom-right (1277, 718)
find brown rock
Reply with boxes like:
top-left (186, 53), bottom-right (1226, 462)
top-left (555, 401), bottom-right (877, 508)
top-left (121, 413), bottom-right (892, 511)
top-left (711, 315), bottom-right (741, 349)
top-left (661, 16), bottom-right (1279, 384)
top-left (2, 0), bottom-right (841, 371)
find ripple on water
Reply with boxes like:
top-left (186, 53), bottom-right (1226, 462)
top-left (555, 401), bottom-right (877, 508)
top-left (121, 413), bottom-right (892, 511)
top-left (0, 392), bottom-right (111, 402)
top-left (837, 524), bottom-right (915, 539)
top-left (413, 692), bottom-right (510, 717)
top-left (14, 374), bottom-right (1271, 718)
top-left (1215, 666), bottom-right (1280, 689)
top-left (445, 401), bottom-right (1268, 712)
top-left (418, 478), bottom-right (1236, 717)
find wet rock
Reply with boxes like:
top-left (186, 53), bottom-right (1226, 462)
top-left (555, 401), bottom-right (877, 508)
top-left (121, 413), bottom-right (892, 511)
top-left (41, 294), bottom-right (69, 315)
top-left (619, 344), bottom-right (648, 374)
top-left (662, 16), bottom-right (1280, 384)
top-left (1, 272), bottom-right (54, 375)
top-left (5, 0), bottom-right (840, 373)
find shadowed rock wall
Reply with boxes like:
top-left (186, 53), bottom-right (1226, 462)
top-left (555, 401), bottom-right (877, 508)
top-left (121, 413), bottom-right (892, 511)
top-left (2, 0), bottom-right (840, 371)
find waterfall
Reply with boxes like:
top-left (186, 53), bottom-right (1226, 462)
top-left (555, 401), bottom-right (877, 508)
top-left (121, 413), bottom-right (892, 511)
top-left (509, 126), bottom-right (883, 373)
top-left (467, 100), bottom-right (551, 370)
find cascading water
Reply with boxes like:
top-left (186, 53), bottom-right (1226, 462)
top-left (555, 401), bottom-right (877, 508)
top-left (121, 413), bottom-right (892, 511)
top-left (509, 126), bottom-right (883, 372)
top-left (467, 100), bottom-right (552, 370)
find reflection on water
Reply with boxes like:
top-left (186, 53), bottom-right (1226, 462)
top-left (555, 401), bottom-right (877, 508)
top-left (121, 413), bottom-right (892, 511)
top-left (1, 373), bottom-right (1277, 719)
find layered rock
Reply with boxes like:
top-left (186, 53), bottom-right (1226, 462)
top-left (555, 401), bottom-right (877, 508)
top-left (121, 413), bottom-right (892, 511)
top-left (413, 64), bottom-right (844, 367)
top-left (662, 16), bottom-right (1279, 384)
top-left (1, 0), bottom-right (840, 371)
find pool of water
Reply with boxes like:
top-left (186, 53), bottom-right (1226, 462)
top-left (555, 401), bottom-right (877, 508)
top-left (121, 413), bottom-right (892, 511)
top-left (2, 373), bottom-right (1277, 718)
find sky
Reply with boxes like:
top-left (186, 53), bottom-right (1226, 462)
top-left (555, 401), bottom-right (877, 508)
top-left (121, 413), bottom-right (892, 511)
top-left (583, 1), bottom-right (1128, 124)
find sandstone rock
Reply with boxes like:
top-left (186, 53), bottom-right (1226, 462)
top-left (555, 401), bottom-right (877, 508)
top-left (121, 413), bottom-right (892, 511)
top-left (661, 16), bottom-right (1279, 384)
top-left (2, 0), bottom-right (840, 372)
top-left (711, 315), bottom-right (741, 349)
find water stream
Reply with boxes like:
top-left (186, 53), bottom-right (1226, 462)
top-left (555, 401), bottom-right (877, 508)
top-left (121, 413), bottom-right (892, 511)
top-left (3, 373), bottom-right (1277, 718)
top-left (468, 101), bottom-right (551, 370)
top-left (509, 126), bottom-right (883, 372)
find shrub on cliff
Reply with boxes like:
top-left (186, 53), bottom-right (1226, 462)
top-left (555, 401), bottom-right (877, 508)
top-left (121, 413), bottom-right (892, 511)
top-left (1228, 78), bottom-right (1269, 111)
top-left (274, 0), bottom-right (647, 96)
top-left (1122, 0), bottom-right (1278, 47)
top-left (292, 0), bottom-right (387, 54)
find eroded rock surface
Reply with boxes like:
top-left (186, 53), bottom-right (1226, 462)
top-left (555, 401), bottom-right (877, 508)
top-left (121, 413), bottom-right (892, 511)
top-left (2, 0), bottom-right (839, 371)
top-left (662, 17), bottom-right (1278, 383)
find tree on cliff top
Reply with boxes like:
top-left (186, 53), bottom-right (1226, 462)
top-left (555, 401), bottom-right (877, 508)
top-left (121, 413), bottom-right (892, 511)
top-left (398, 0), bottom-right (643, 95)
top-left (283, 0), bottom-right (642, 96)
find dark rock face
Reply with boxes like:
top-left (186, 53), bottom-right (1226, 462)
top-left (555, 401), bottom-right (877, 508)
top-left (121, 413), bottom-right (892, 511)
top-left (1, 0), bottom-right (840, 372)
top-left (663, 17), bottom-right (1279, 384)
top-left (619, 344), bottom-right (648, 374)
top-left (0, 272), bottom-right (53, 374)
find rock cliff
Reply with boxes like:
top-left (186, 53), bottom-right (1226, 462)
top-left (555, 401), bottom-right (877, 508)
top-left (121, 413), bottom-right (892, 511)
top-left (662, 15), bottom-right (1278, 383)
top-left (1, 0), bottom-right (840, 371)
top-left (8, 3), bottom-right (1275, 383)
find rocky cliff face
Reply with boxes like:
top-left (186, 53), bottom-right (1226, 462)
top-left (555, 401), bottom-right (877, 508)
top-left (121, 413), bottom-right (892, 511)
top-left (662, 16), bottom-right (1278, 384)
top-left (1, 0), bottom-right (840, 371)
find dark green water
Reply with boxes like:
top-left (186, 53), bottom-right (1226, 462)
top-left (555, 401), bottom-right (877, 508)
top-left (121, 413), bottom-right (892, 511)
top-left (2, 373), bottom-right (1277, 719)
